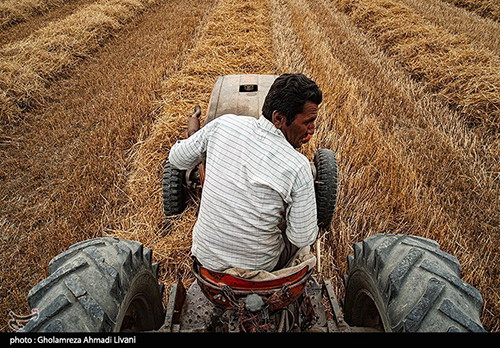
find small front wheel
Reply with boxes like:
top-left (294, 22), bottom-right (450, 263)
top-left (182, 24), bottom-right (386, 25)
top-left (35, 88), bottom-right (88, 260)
top-left (313, 148), bottom-right (338, 229)
top-left (162, 160), bottom-right (187, 217)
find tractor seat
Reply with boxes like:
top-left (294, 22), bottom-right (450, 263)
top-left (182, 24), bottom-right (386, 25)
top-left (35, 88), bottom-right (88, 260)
top-left (192, 250), bottom-right (316, 312)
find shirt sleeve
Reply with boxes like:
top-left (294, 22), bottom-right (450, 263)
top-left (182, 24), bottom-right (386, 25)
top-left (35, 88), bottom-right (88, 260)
top-left (168, 121), bottom-right (213, 170)
top-left (285, 164), bottom-right (318, 247)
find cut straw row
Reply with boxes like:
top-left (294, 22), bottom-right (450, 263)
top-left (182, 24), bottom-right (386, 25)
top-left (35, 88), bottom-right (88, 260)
top-left (331, 0), bottom-right (500, 134)
top-left (0, 0), bottom-right (158, 122)
top-left (0, 0), bottom-right (66, 29)
top-left (399, 0), bottom-right (500, 56)
top-left (443, 0), bottom-right (500, 23)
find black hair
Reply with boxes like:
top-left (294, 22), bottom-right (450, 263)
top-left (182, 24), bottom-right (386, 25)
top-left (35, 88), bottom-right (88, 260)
top-left (262, 73), bottom-right (322, 125)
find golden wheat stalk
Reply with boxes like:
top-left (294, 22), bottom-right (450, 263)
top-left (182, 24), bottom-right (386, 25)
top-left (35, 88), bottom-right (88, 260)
top-left (331, 0), bottom-right (500, 134)
top-left (0, 0), bottom-right (157, 121)
top-left (0, 0), bottom-right (66, 29)
top-left (399, 0), bottom-right (500, 56)
top-left (443, 0), bottom-right (500, 22)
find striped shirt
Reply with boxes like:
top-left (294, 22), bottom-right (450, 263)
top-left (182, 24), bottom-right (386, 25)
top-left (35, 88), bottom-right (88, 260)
top-left (168, 114), bottom-right (318, 271)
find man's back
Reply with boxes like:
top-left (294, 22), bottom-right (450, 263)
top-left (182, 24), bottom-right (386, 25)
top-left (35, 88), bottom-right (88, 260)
top-left (169, 114), bottom-right (318, 271)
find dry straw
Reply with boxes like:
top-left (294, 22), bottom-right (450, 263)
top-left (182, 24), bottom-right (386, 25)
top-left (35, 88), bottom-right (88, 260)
top-left (1, 0), bottom-right (499, 333)
top-left (333, 0), bottom-right (500, 134)
top-left (0, 0), bottom-right (65, 29)
top-left (399, 0), bottom-right (500, 56)
top-left (0, 0), bottom-right (157, 122)
top-left (443, 0), bottom-right (500, 22)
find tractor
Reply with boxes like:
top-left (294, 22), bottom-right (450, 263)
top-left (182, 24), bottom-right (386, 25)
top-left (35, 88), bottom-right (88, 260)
top-left (20, 75), bottom-right (486, 333)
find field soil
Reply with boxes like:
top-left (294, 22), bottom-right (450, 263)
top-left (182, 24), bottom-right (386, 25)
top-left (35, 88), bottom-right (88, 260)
top-left (1, 0), bottom-right (499, 332)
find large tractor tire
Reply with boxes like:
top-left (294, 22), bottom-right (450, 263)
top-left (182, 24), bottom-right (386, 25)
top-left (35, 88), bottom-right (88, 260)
top-left (162, 160), bottom-right (187, 217)
top-left (20, 237), bottom-right (164, 332)
top-left (313, 149), bottom-right (338, 229)
top-left (343, 234), bottom-right (486, 332)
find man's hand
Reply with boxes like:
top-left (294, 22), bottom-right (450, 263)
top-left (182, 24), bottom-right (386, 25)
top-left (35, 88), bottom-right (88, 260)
top-left (187, 105), bottom-right (201, 137)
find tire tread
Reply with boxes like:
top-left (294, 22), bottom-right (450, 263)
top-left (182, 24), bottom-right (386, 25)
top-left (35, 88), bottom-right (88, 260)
top-left (21, 238), bottom-right (163, 332)
top-left (344, 233), bottom-right (486, 332)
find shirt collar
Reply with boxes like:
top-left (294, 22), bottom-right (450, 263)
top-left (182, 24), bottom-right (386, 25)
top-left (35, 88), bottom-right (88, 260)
top-left (258, 115), bottom-right (283, 137)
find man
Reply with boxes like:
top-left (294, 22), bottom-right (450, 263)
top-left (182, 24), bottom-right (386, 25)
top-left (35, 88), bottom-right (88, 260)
top-left (168, 73), bottom-right (322, 272)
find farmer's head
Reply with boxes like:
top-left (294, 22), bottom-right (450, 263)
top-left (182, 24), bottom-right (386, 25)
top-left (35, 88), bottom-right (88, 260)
top-left (262, 74), bottom-right (322, 148)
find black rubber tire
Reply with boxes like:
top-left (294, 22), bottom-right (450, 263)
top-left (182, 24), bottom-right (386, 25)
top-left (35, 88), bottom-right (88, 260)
top-left (313, 149), bottom-right (338, 229)
top-left (343, 234), bottom-right (486, 332)
top-left (162, 159), bottom-right (186, 217)
top-left (20, 237), bottom-right (164, 332)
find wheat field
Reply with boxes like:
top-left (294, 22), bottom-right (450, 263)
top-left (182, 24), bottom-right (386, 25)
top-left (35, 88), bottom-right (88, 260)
top-left (0, 0), bottom-right (498, 332)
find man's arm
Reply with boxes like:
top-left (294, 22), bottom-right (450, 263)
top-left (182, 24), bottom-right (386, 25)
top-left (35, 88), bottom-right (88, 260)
top-left (168, 122), bottom-right (211, 170)
top-left (285, 171), bottom-right (319, 248)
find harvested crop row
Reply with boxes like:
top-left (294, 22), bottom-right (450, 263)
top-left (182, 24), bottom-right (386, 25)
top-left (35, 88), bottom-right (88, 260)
top-left (108, 0), bottom-right (276, 284)
top-left (400, 0), bottom-right (500, 56)
top-left (0, 0), bottom-right (158, 122)
top-left (0, 0), bottom-right (67, 29)
top-left (443, 0), bottom-right (500, 22)
top-left (273, 0), bottom-right (499, 331)
top-left (331, 0), bottom-right (500, 134)
top-left (0, 0), bottom-right (97, 47)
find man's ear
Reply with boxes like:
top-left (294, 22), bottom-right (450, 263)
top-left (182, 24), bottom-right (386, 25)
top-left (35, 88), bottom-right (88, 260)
top-left (272, 111), bottom-right (285, 129)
